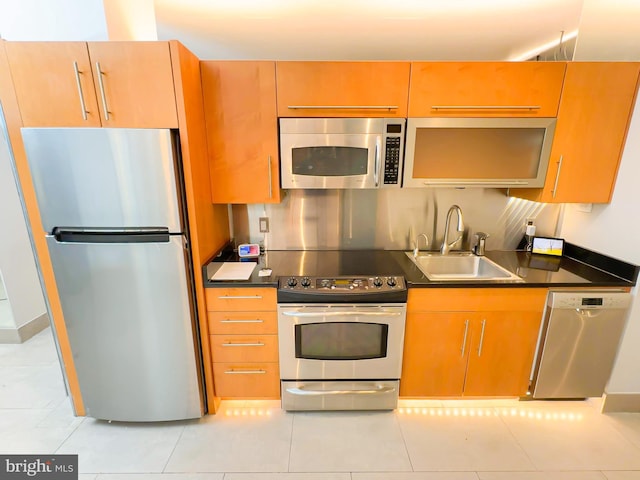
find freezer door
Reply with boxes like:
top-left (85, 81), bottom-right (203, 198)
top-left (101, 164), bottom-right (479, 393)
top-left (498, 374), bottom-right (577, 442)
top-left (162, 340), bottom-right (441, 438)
top-left (46, 234), bottom-right (203, 421)
top-left (22, 128), bottom-right (183, 233)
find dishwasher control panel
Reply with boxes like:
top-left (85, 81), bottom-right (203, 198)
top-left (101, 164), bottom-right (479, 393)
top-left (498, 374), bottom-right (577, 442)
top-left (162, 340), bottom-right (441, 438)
top-left (549, 291), bottom-right (632, 309)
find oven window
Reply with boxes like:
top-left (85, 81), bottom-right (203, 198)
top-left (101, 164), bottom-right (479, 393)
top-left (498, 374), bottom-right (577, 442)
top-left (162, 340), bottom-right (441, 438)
top-left (295, 322), bottom-right (388, 360)
top-left (292, 146), bottom-right (368, 176)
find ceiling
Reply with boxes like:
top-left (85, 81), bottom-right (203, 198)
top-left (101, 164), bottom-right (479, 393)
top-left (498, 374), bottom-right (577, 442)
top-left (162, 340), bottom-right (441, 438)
top-left (153, 0), bottom-right (583, 61)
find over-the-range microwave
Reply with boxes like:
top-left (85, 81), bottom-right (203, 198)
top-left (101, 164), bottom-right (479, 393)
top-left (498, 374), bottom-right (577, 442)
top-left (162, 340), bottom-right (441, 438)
top-left (279, 117), bottom-right (405, 189)
top-left (403, 117), bottom-right (557, 189)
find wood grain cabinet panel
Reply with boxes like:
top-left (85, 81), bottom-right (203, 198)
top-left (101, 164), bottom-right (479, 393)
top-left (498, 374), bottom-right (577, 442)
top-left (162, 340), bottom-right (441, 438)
top-left (276, 61), bottom-right (411, 117)
top-left (212, 362), bottom-right (280, 398)
top-left (409, 62), bottom-right (566, 117)
top-left (206, 287), bottom-right (279, 399)
top-left (201, 61), bottom-right (280, 204)
top-left (401, 288), bottom-right (546, 398)
top-left (514, 62), bottom-right (640, 203)
top-left (5, 42), bottom-right (101, 127)
top-left (87, 42), bottom-right (178, 128)
top-left (208, 311), bottom-right (278, 335)
top-left (6, 41), bottom-right (178, 128)
top-left (205, 287), bottom-right (277, 312)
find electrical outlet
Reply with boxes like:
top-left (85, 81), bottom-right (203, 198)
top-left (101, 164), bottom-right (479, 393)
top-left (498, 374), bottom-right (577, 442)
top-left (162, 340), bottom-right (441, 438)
top-left (259, 216), bottom-right (270, 233)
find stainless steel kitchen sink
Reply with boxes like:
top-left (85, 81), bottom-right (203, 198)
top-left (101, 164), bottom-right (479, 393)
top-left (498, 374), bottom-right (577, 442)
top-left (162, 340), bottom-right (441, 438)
top-left (406, 252), bottom-right (523, 282)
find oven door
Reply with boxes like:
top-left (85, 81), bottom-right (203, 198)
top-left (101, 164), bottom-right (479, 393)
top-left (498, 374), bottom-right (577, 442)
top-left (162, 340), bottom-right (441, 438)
top-left (280, 133), bottom-right (382, 189)
top-left (277, 304), bottom-right (406, 380)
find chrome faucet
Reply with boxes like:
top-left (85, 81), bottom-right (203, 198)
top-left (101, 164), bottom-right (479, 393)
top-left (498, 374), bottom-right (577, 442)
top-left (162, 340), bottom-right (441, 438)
top-left (413, 233), bottom-right (430, 258)
top-left (440, 205), bottom-right (464, 255)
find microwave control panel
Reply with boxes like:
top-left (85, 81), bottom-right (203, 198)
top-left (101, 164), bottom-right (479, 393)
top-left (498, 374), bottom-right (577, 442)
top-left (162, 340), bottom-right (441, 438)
top-left (382, 120), bottom-right (405, 187)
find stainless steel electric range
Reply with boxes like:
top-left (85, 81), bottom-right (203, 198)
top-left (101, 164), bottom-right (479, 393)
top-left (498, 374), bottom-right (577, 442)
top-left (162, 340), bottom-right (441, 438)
top-left (277, 262), bottom-right (408, 411)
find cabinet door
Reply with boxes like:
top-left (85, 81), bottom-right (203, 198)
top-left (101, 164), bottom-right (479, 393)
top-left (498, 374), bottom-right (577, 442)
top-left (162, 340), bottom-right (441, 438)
top-left (534, 62), bottom-right (640, 203)
top-left (87, 42), bottom-right (178, 128)
top-left (276, 61), bottom-right (410, 117)
top-left (201, 61), bottom-right (280, 203)
top-left (5, 42), bottom-right (101, 127)
top-left (409, 62), bottom-right (566, 117)
top-left (463, 311), bottom-right (542, 397)
top-left (400, 312), bottom-right (469, 397)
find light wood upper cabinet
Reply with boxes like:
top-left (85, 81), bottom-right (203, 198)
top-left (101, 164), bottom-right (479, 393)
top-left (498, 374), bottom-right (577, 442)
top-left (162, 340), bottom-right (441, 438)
top-left (514, 62), bottom-right (640, 204)
top-left (409, 62), bottom-right (566, 117)
top-left (276, 61), bottom-right (411, 117)
top-left (5, 41), bottom-right (178, 128)
top-left (201, 61), bottom-right (280, 204)
top-left (402, 288), bottom-right (546, 398)
top-left (86, 42), bottom-right (178, 128)
top-left (5, 42), bottom-right (101, 127)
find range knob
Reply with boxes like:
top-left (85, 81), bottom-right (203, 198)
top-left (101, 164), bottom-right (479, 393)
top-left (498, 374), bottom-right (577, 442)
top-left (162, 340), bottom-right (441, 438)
top-left (373, 277), bottom-right (383, 287)
top-left (387, 277), bottom-right (397, 287)
top-left (286, 277), bottom-right (297, 287)
top-left (301, 277), bottom-right (311, 288)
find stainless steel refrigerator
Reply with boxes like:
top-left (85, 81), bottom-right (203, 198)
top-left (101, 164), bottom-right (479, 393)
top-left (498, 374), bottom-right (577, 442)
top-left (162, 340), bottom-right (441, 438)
top-left (22, 128), bottom-right (204, 421)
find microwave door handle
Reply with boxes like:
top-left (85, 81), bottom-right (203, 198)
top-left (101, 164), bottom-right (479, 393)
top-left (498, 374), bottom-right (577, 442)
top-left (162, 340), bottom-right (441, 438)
top-left (374, 136), bottom-right (382, 187)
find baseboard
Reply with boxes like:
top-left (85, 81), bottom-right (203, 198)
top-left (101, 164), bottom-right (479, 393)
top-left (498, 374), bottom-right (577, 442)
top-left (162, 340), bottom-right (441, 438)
top-left (602, 393), bottom-right (640, 413)
top-left (0, 312), bottom-right (49, 344)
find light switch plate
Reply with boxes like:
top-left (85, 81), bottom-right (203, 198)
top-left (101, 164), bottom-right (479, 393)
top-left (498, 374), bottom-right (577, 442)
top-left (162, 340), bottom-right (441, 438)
top-left (259, 216), bottom-right (270, 233)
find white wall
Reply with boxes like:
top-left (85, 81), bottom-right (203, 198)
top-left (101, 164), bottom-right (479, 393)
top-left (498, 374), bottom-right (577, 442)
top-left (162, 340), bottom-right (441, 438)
top-left (0, 108), bottom-right (46, 329)
top-left (562, 0), bottom-right (640, 394)
top-left (0, 0), bottom-right (109, 40)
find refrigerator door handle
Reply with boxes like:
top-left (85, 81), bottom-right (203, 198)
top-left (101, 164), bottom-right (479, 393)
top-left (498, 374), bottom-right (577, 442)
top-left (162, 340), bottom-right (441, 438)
top-left (52, 227), bottom-right (170, 244)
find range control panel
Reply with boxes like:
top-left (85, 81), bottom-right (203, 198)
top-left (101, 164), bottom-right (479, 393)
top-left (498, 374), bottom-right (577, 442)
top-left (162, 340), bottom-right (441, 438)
top-left (279, 276), bottom-right (406, 293)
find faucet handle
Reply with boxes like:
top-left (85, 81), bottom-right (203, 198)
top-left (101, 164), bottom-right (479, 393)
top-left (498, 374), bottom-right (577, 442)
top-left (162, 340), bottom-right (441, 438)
top-left (474, 232), bottom-right (489, 256)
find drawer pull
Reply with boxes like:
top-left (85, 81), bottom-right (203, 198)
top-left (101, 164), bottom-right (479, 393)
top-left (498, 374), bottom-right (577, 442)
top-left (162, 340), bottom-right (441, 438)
top-left (224, 369), bottom-right (267, 375)
top-left (431, 105), bottom-right (541, 110)
top-left (287, 105), bottom-right (398, 110)
top-left (218, 295), bottom-right (263, 300)
top-left (220, 319), bottom-right (264, 324)
top-left (222, 342), bottom-right (265, 347)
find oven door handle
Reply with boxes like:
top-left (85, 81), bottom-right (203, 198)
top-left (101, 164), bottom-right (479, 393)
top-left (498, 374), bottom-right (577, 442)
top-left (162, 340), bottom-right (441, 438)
top-left (281, 311), bottom-right (403, 317)
top-left (286, 385), bottom-right (396, 396)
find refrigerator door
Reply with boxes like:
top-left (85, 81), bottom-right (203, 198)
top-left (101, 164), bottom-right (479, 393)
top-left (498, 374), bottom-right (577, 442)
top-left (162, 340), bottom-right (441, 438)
top-left (46, 234), bottom-right (203, 421)
top-left (22, 128), bottom-right (183, 233)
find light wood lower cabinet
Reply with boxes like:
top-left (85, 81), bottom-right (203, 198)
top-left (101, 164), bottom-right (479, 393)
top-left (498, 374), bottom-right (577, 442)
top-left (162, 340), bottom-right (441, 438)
top-left (205, 287), bottom-right (279, 399)
top-left (401, 288), bottom-right (547, 398)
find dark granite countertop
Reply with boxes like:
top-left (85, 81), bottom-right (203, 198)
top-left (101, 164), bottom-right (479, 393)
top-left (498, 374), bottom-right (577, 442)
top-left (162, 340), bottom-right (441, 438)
top-left (203, 243), bottom-right (638, 289)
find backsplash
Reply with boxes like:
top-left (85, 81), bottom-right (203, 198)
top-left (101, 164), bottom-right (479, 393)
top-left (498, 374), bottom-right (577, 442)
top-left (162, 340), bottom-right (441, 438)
top-left (232, 188), bottom-right (561, 252)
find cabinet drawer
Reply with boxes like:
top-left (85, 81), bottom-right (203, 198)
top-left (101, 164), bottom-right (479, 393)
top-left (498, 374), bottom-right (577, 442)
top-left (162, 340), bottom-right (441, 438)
top-left (206, 287), bottom-right (276, 311)
top-left (208, 311), bottom-right (278, 335)
top-left (408, 288), bottom-right (548, 312)
top-left (213, 362), bottom-right (280, 398)
top-left (210, 335), bottom-right (279, 362)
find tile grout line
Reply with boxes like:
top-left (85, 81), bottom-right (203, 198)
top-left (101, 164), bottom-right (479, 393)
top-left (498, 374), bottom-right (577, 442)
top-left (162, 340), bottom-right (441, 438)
top-left (493, 406), bottom-right (541, 473)
top-left (52, 412), bottom-right (87, 455)
top-left (160, 422), bottom-right (188, 473)
top-left (393, 409), bottom-right (416, 472)
top-left (287, 411), bottom-right (296, 472)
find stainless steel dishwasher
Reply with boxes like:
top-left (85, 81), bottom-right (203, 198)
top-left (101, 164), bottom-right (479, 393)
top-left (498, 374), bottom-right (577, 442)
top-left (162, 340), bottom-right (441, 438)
top-left (531, 290), bottom-right (632, 399)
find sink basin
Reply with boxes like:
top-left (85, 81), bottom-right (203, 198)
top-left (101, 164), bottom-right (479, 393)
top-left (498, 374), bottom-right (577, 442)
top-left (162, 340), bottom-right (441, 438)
top-left (406, 252), bottom-right (523, 282)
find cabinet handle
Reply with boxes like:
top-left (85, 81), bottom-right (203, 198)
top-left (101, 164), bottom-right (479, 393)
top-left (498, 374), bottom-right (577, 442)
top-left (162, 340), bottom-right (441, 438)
top-left (552, 155), bottom-right (564, 198)
top-left (374, 136), bottom-right (381, 187)
top-left (267, 155), bottom-right (273, 199)
top-left (218, 295), bottom-right (263, 300)
top-left (222, 342), bottom-right (265, 347)
top-left (72, 61), bottom-right (88, 120)
top-left (478, 319), bottom-right (487, 356)
top-left (461, 319), bottom-right (470, 356)
top-left (95, 62), bottom-right (110, 121)
top-left (224, 369), bottom-right (266, 375)
top-left (431, 105), bottom-right (541, 110)
top-left (220, 319), bottom-right (264, 324)
top-left (287, 105), bottom-right (398, 110)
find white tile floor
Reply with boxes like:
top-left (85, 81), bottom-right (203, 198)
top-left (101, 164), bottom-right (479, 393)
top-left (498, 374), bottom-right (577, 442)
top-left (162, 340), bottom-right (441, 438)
top-left (2, 328), bottom-right (640, 480)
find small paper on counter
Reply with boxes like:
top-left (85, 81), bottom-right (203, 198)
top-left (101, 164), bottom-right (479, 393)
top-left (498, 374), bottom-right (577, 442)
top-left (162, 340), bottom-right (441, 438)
top-left (210, 262), bottom-right (256, 281)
